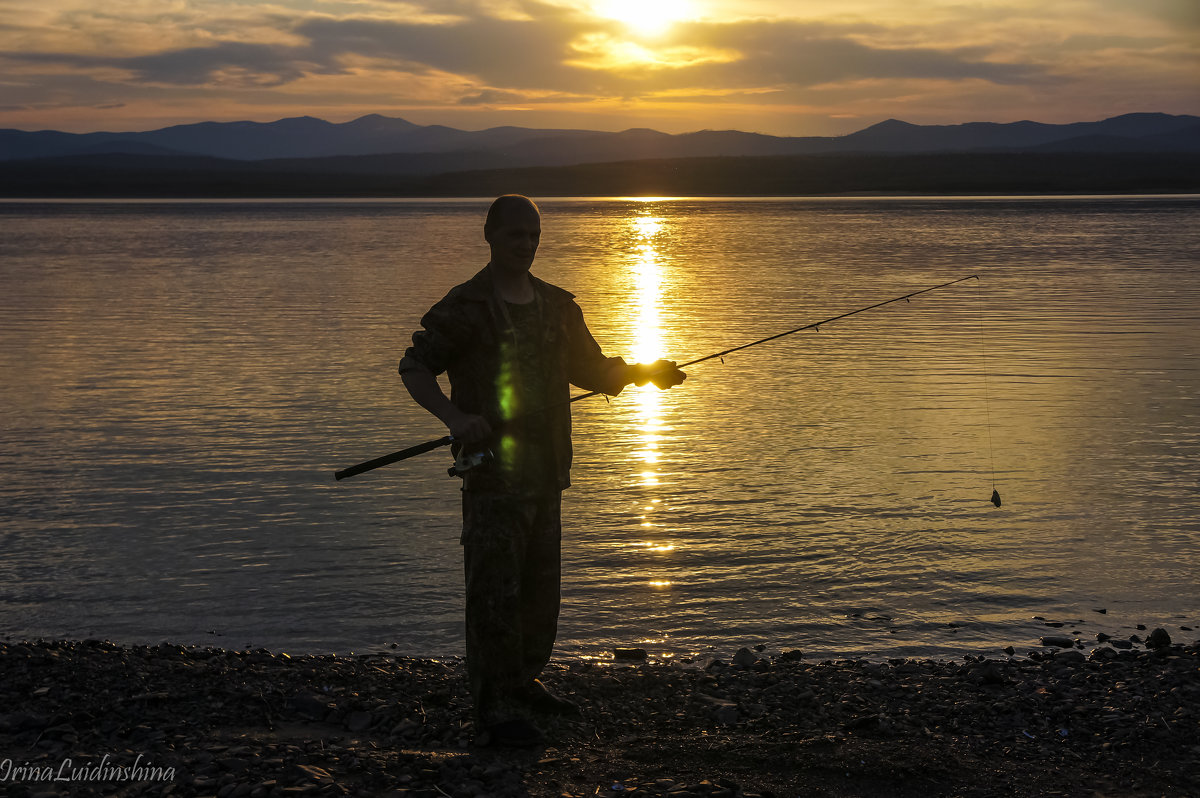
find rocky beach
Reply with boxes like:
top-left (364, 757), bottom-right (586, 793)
top-left (1, 632), bottom-right (1197, 798)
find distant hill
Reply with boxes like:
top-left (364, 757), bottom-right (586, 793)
top-left (835, 113), bottom-right (1200, 153)
top-left (2, 113), bottom-right (1198, 170)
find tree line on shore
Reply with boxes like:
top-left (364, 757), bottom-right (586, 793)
top-left (2, 151), bottom-right (1197, 197)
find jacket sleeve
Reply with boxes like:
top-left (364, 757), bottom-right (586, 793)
top-left (564, 301), bottom-right (628, 395)
top-left (398, 294), bottom-right (471, 377)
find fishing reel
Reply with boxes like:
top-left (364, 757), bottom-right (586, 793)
top-left (448, 448), bottom-right (494, 478)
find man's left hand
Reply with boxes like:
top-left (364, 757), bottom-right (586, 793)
top-left (633, 360), bottom-right (687, 389)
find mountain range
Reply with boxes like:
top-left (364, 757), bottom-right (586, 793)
top-left (3, 112), bottom-right (1198, 170)
top-left (2, 112), bottom-right (1198, 197)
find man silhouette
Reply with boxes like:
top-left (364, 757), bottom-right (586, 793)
top-left (399, 195), bottom-right (685, 745)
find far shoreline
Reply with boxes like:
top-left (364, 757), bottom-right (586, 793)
top-left (3, 191), bottom-right (1200, 203)
top-left (2, 150), bottom-right (1198, 199)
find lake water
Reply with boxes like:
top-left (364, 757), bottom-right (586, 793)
top-left (1, 196), bottom-right (1198, 662)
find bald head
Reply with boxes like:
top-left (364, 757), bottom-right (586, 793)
top-left (485, 194), bottom-right (541, 275)
top-left (485, 194), bottom-right (540, 237)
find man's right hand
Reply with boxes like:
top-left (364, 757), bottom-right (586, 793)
top-left (402, 365), bottom-right (493, 445)
top-left (447, 411), bottom-right (493, 445)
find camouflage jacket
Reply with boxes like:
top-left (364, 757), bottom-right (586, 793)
top-left (399, 265), bottom-right (627, 493)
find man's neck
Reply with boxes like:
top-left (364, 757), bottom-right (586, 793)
top-left (489, 263), bottom-right (535, 304)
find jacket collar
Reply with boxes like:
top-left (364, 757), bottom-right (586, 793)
top-left (459, 264), bottom-right (575, 304)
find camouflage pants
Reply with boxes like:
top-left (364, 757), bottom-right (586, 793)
top-left (461, 491), bottom-right (562, 725)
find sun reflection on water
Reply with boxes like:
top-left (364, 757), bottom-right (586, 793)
top-left (625, 209), bottom-right (676, 584)
top-left (630, 212), bottom-right (664, 489)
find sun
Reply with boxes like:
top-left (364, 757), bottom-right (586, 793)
top-left (594, 0), bottom-right (694, 36)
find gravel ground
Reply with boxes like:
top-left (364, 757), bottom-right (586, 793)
top-left (1, 633), bottom-right (1197, 798)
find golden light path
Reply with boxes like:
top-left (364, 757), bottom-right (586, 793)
top-left (631, 213), bottom-right (664, 490)
top-left (626, 209), bottom-right (678, 617)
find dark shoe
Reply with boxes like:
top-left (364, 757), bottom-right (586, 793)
top-left (484, 717), bottom-right (544, 747)
top-left (523, 679), bottom-right (581, 717)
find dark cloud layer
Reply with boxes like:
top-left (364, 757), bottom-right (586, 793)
top-left (1103, 0), bottom-right (1200, 31)
top-left (295, 15), bottom-right (585, 88)
top-left (120, 41), bottom-right (320, 86)
top-left (679, 20), bottom-right (1043, 87)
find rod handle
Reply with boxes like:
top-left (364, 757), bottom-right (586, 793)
top-left (334, 435), bottom-right (453, 481)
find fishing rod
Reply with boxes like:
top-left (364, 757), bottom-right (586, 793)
top-left (335, 274), bottom-right (998, 501)
top-left (569, 274), bottom-right (980, 404)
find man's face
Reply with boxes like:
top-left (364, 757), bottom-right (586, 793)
top-left (486, 202), bottom-right (541, 274)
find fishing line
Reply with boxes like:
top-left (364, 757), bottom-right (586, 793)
top-left (975, 277), bottom-right (1002, 507)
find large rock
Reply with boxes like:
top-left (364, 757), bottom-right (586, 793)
top-left (1146, 628), bottom-right (1172, 649)
top-left (1040, 635), bottom-right (1075, 649)
top-left (732, 648), bottom-right (758, 668)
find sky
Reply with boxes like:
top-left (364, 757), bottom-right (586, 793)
top-left (1, 0), bottom-right (1197, 136)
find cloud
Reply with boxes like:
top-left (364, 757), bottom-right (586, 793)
top-left (1058, 34), bottom-right (1177, 52)
top-left (457, 88), bottom-right (529, 105)
top-left (457, 87), bottom-right (598, 105)
top-left (3, 45), bottom-right (298, 88)
top-left (292, 12), bottom-right (590, 90)
top-left (289, 13), bottom-right (1049, 97)
top-left (3, 6), bottom-right (1049, 95)
top-left (1099, 0), bottom-right (1200, 31)
top-left (119, 41), bottom-right (321, 86)
top-left (625, 19), bottom-right (1047, 89)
